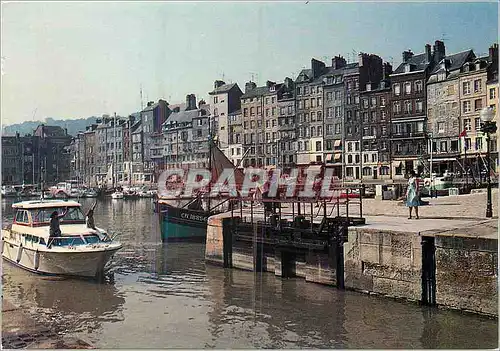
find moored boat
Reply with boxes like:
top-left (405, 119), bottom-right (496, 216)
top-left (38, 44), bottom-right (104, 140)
top-left (1, 200), bottom-right (122, 278)
top-left (111, 191), bottom-right (124, 199)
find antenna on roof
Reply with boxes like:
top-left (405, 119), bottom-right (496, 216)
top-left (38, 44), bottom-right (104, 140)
top-left (140, 85), bottom-right (144, 110)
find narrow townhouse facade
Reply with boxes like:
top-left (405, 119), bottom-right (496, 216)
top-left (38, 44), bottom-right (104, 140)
top-left (277, 78), bottom-right (296, 168)
top-left (208, 80), bottom-right (243, 157)
top-left (458, 56), bottom-right (491, 177)
top-left (359, 62), bottom-right (393, 181)
top-left (323, 56), bottom-right (347, 177)
top-left (162, 95), bottom-right (211, 169)
top-left (486, 44), bottom-right (499, 171)
top-left (83, 124), bottom-right (97, 186)
top-left (240, 80), bottom-right (287, 168)
top-left (191, 99), bottom-right (211, 168)
top-left (141, 99), bottom-right (169, 180)
top-left (390, 41), bottom-right (442, 178)
top-left (295, 59), bottom-right (326, 165)
top-left (227, 109), bottom-right (243, 166)
top-left (426, 49), bottom-right (475, 175)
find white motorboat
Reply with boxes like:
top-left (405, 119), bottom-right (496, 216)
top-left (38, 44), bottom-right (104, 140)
top-left (111, 191), bottom-right (124, 199)
top-left (1, 200), bottom-right (122, 278)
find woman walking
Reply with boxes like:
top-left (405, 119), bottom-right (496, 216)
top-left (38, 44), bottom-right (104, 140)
top-left (406, 170), bottom-right (420, 219)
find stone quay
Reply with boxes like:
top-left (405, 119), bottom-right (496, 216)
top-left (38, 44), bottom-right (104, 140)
top-left (206, 189), bottom-right (498, 317)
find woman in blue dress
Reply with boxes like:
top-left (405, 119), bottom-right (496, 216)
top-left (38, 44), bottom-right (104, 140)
top-left (406, 170), bottom-right (420, 219)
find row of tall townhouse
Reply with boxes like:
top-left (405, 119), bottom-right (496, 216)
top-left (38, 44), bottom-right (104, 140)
top-left (67, 39), bottom-right (499, 185)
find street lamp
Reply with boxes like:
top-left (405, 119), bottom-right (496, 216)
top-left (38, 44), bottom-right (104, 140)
top-left (480, 107), bottom-right (497, 218)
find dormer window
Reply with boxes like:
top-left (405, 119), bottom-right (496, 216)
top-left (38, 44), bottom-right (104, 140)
top-left (270, 86), bottom-right (276, 92)
top-left (404, 64), bottom-right (411, 73)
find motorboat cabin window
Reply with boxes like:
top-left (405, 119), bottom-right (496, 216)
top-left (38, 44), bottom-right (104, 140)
top-left (31, 206), bottom-right (85, 224)
top-left (15, 210), bottom-right (29, 224)
top-left (84, 235), bottom-right (101, 244)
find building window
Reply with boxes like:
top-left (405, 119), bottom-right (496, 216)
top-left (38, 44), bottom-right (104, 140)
top-left (380, 96), bottom-right (386, 107)
top-left (447, 85), bottom-right (455, 96)
top-left (475, 137), bottom-right (483, 151)
top-left (404, 100), bottom-right (412, 114)
top-left (371, 97), bottom-right (377, 106)
top-left (474, 79), bottom-right (482, 93)
top-left (464, 118), bottom-right (471, 131)
top-left (404, 82), bottom-right (412, 94)
top-left (335, 91), bottom-right (341, 100)
top-left (326, 124), bottom-right (333, 135)
top-left (463, 81), bottom-right (471, 95)
top-left (475, 118), bottom-right (481, 131)
top-left (490, 87), bottom-right (496, 99)
top-left (214, 96), bottom-right (218, 104)
top-left (463, 101), bottom-right (471, 113)
top-left (316, 141), bottom-right (322, 152)
top-left (317, 97), bottom-right (322, 106)
top-left (363, 99), bottom-right (369, 108)
top-left (416, 100), bottom-right (423, 113)
top-left (393, 102), bottom-right (401, 114)
top-left (474, 99), bottom-right (482, 111)
top-left (394, 84), bottom-right (401, 96)
top-left (317, 111), bottom-right (322, 121)
top-left (335, 106), bottom-right (341, 118)
top-left (415, 81), bottom-right (423, 93)
top-left (438, 122), bottom-right (445, 133)
top-left (327, 92), bottom-right (332, 100)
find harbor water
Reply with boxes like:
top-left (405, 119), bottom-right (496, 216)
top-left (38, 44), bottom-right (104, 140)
top-left (1, 198), bottom-right (498, 349)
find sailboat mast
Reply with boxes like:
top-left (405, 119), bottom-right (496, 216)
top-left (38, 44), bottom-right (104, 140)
top-left (208, 114), bottom-right (212, 212)
top-left (114, 112), bottom-right (117, 189)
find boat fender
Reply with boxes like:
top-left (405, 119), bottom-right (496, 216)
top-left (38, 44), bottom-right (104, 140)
top-left (34, 250), bottom-right (40, 270)
top-left (16, 244), bottom-right (23, 263)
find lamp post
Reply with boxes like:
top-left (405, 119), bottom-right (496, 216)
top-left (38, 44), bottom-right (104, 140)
top-left (480, 107), bottom-right (496, 218)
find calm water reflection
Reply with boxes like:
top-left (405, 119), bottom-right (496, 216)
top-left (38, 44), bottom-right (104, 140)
top-left (1, 198), bottom-right (497, 349)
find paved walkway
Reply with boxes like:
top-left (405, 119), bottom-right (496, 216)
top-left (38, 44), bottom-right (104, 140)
top-left (220, 189), bottom-right (499, 239)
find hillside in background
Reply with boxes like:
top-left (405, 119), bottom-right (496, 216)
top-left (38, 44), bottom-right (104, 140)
top-left (2, 117), bottom-right (99, 137)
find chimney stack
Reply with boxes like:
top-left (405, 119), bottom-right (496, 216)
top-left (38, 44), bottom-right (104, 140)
top-left (402, 50), bottom-right (414, 63)
top-left (425, 44), bottom-right (432, 63)
top-left (214, 80), bottom-right (225, 89)
top-left (185, 94), bottom-right (197, 111)
top-left (311, 58), bottom-right (326, 78)
top-left (331, 55), bottom-right (346, 70)
top-left (382, 62), bottom-right (393, 79)
top-left (245, 81), bottom-right (257, 93)
top-left (433, 40), bottom-right (446, 64)
top-left (489, 43), bottom-right (498, 68)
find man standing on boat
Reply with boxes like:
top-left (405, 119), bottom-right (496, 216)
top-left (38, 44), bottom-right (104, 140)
top-left (48, 207), bottom-right (68, 247)
top-left (86, 201), bottom-right (97, 230)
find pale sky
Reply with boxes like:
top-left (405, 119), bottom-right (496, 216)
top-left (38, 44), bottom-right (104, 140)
top-left (1, 1), bottom-right (498, 125)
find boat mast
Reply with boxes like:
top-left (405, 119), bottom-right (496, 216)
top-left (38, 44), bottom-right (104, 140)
top-left (113, 112), bottom-right (117, 189)
top-left (208, 113), bottom-right (212, 213)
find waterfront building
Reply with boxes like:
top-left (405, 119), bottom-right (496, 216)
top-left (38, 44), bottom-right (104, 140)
top-left (141, 99), bottom-right (169, 181)
top-left (227, 109), bottom-right (243, 167)
top-left (33, 125), bottom-right (72, 184)
top-left (426, 49), bottom-right (475, 175)
top-left (1, 135), bottom-right (22, 184)
top-left (457, 55), bottom-right (492, 176)
top-left (277, 78), bottom-right (296, 168)
top-left (295, 59), bottom-right (326, 165)
top-left (162, 95), bottom-right (211, 169)
top-left (390, 41), bottom-right (443, 178)
top-left (323, 56), bottom-right (347, 177)
top-left (240, 80), bottom-right (290, 168)
top-left (208, 80), bottom-right (243, 157)
top-left (486, 44), bottom-right (499, 171)
top-left (359, 62), bottom-right (393, 181)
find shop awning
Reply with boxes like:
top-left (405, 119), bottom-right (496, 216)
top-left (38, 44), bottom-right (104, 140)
top-left (334, 154), bottom-right (342, 161)
top-left (326, 154), bottom-right (334, 162)
top-left (334, 140), bottom-right (341, 147)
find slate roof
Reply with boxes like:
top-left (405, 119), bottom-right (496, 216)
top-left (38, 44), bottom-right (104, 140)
top-left (392, 53), bottom-right (429, 74)
top-left (228, 109), bottom-right (242, 116)
top-left (209, 83), bottom-right (238, 95)
top-left (429, 50), bottom-right (475, 75)
top-left (164, 109), bottom-right (199, 126)
top-left (427, 50), bottom-right (475, 84)
top-left (295, 62), bottom-right (358, 84)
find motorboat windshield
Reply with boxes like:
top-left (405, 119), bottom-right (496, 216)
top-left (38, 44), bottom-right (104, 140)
top-left (30, 206), bottom-right (86, 225)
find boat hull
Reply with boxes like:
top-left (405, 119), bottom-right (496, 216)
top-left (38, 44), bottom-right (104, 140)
top-left (158, 204), bottom-right (208, 242)
top-left (2, 239), bottom-right (121, 278)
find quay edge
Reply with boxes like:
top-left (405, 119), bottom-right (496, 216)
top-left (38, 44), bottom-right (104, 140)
top-left (205, 212), bottom-right (498, 318)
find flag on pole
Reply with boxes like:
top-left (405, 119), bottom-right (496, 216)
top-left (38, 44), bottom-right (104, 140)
top-left (458, 129), bottom-right (467, 138)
